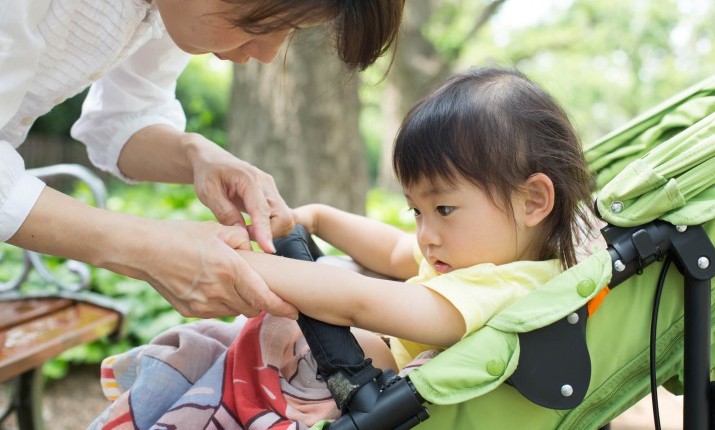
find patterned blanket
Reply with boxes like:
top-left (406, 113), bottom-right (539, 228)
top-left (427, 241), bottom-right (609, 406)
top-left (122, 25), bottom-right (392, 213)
top-left (89, 313), bottom-right (341, 430)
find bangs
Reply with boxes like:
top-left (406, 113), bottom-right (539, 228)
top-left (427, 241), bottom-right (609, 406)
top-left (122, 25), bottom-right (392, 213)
top-left (225, 2), bottom-right (338, 34)
top-left (392, 109), bottom-right (463, 188)
top-left (392, 78), bottom-right (497, 190)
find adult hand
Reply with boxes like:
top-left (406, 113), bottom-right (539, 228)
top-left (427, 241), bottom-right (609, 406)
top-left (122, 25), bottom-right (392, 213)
top-left (135, 218), bottom-right (299, 318)
top-left (120, 127), bottom-right (295, 250)
top-left (186, 133), bottom-right (295, 251)
top-left (9, 187), bottom-right (298, 319)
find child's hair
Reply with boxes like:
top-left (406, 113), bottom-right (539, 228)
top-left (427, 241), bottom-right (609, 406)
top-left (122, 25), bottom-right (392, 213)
top-left (393, 67), bottom-right (594, 268)
top-left (220, 0), bottom-right (404, 71)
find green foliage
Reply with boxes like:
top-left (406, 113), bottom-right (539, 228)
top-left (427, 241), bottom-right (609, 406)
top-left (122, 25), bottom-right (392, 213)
top-left (359, 101), bottom-right (384, 184)
top-left (105, 182), bottom-right (215, 221)
top-left (438, 0), bottom-right (715, 145)
top-left (30, 90), bottom-right (88, 136)
top-left (175, 55), bottom-right (233, 147)
top-left (365, 189), bottom-right (415, 232)
top-left (29, 55), bottom-right (231, 148)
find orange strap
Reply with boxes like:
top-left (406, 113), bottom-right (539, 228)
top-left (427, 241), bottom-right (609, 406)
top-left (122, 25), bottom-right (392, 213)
top-left (587, 285), bottom-right (611, 316)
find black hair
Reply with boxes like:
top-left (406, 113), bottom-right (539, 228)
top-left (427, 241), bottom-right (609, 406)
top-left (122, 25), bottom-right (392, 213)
top-left (221, 0), bottom-right (404, 71)
top-left (393, 67), bottom-right (594, 268)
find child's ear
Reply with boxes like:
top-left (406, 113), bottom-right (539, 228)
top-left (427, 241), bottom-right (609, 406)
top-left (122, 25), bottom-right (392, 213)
top-left (522, 173), bottom-right (555, 227)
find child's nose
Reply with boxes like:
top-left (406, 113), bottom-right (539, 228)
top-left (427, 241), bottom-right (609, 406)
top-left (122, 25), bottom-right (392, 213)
top-left (417, 223), bottom-right (440, 246)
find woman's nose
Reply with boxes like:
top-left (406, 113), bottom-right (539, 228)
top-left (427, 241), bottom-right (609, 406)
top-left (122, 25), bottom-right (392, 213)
top-left (242, 31), bottom-right (289, 64)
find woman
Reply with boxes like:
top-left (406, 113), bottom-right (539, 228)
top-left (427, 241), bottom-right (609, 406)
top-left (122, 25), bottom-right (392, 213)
top-left (0, 0), bottom-right (404, 318)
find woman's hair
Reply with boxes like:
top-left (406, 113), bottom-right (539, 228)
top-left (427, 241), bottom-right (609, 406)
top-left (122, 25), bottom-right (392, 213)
top-left (393, 67), bottom-right (594, 268)
top-left (221, 0), bottom-right (404, 71)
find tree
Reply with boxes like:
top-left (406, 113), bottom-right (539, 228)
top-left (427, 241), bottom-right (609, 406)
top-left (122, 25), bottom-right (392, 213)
top-left (371, 0), bottom-right (507, 190)
top-left (227, 27), bottom-right (367, 214)
top-left (451, 0), bottom-right (715, 144)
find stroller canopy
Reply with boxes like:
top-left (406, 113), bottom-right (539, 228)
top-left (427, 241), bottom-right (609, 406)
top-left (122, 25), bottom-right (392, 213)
top-left (586, 76), bottom-right (715, 227)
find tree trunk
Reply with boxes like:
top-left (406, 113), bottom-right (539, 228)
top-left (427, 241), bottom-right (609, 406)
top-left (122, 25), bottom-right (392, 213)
top-left (375, 0), bottom-right (507, 190)
top-left (376, 0), bottom-right (449, 191)
top-left (227, 27), bottom-right (367, 214)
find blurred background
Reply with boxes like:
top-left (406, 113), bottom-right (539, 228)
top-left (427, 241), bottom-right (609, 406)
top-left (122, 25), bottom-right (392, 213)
top-left (1, 1), bottom-right (713, 427)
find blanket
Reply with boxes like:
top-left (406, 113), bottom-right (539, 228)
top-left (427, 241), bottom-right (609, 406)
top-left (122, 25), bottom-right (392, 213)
top-left (89, 313), bottom-right (341, 430)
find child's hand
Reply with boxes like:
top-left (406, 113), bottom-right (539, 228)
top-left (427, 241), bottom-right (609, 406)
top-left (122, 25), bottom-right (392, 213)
top-left (291, 204), bottom-right (319, 234)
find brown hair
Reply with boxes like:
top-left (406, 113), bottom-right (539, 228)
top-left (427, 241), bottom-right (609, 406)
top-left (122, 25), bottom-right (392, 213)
top-left (221, 0), bottom-right (404, 71)
top-left (393, 67), bottom-right (595, 268)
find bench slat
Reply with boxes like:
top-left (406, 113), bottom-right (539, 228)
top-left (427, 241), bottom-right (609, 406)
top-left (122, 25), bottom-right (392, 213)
top-left (0, 298), bottom-right (75, 331)
top-left (0, 298), bottom-right (121, 382)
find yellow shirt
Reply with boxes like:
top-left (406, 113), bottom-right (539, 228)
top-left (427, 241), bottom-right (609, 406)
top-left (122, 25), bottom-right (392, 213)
top-left (390, 253), bottom-right (563, 370)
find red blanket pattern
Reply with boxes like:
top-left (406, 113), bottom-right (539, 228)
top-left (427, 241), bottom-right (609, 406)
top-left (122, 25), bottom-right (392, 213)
top-left (90, 313), bottom-right (339, 430)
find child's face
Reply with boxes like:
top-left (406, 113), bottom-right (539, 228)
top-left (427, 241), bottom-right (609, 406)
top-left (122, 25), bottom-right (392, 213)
top-left (157, 0), bottom-right (319, 64)
top-left (405, 175), bottom-right (525, 273)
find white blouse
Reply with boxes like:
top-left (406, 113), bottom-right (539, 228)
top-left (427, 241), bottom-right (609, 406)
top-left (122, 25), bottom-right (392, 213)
top-left (0, 0), bottom-right (190, 241)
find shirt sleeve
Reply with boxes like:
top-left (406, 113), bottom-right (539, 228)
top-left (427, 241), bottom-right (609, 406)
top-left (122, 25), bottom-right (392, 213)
top-left (0, 0), bottom-right (49, 242)
top-left (416, 262), bottom-right (552, 337)
top-left (70, 29), bottom-right (191, 181)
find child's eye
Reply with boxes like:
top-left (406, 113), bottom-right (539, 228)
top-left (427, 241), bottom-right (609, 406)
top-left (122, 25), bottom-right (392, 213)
top-left (409, 207), bottom-right (421, 216)
top-left (436, 206), bottom-right (455, 216)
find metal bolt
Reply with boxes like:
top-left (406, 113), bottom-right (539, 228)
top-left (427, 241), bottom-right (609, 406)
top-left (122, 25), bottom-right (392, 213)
top-left (698, 257), bottom-right (710, 270)
top-left (676, 225), bottom-right (687, 233)
top-left (567, 313), bottom-right (580, 325)
top-left (561, 385), bottom-right (574, 397)
top-left (614, 260), bottom-right (626, 272)
top-left (610, 201), bottom-right (624, 213)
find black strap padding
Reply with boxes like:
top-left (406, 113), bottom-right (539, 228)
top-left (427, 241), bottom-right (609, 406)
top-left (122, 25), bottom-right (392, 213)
top-left (274, 226), bottom-right (380, 407)
top-left (507, 305), bottom-right (591, 409)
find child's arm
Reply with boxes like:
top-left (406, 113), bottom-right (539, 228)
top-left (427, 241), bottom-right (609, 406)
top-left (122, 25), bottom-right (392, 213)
top-left (293, 204), bottom-right (418, 280)
top-left (240, 250), bottom-right (465, 348)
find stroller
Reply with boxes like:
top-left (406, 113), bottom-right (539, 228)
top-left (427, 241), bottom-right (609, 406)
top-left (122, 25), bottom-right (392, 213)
top-left (274, 76), bottom-right (715, 429)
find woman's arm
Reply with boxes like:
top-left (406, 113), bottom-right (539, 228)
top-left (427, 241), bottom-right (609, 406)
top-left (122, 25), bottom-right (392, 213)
top-left (240, 250), bottom-right (465, 347)
top-left (8, 186), bottom-right (297, 319)
top-left (71, 30), bottom-right (292, 251)
top-left (119, 125), bottom-right (294, 252)
top-left (294, 204), bottom-right (418, 280)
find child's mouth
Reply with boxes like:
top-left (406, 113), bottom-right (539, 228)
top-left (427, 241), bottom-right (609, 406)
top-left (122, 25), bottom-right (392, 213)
top-left (434, 260), bottom-right (452, 273)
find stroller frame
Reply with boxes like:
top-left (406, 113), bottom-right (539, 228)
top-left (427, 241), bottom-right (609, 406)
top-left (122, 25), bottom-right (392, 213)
top-left (602, 220), bottom-right (715, 429)
top-left (276, 217), bottom-right (715, 429)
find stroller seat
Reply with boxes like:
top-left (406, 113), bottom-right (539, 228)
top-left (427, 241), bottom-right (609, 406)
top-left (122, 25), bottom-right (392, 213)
top-left (308, 76), bottom-right (715, 429)
top-left (400, 221), bottom-right (713, 430)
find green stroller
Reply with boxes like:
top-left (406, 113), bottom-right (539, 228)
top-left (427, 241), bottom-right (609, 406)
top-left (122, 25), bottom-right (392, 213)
top-left (275, 76), bottom-right (715, 429)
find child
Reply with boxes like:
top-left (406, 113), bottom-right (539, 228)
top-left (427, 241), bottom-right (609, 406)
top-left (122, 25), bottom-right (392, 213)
top-left (90, 67), bottom-right (596, 429)
top-left (240, 66), bottom-right (595, 370)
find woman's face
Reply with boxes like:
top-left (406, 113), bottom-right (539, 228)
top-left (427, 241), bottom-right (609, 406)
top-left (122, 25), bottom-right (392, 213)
top-left (156, 0), bottom-right (305, 64)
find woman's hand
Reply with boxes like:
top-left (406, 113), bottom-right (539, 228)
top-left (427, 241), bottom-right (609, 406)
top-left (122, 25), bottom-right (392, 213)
top-left (130, 218), bottom-right (298, 318)
top-left (120, 126), bottom-right (295, 250)
top-left (185, 133), bottom-right (295, 252)
top-left (10, 187), bottom-right (298, 319)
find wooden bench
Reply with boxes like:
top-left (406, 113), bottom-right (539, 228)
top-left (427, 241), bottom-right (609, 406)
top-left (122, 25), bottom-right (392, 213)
top-left (0, 165), bottom-right (126, 430)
